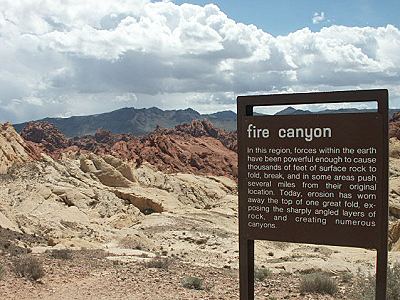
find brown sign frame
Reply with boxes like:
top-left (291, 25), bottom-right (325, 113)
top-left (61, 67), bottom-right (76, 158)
top-left (237, 89), bottom-right (388, 300)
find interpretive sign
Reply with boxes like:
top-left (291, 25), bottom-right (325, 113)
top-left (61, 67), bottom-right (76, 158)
top-left (237, 90), bottom-right (388, 300)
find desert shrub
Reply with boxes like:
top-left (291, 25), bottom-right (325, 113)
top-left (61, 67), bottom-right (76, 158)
top-left (0, 264), bottom-right (4, 280)
top-left (144, 256), bottom-right (171, 270)
top-left (14, 256), bottom-right (44, 281)
top-left (300, 272), bottom-right (337, 295)
top-left (341, 271), bottom-right (353, 283)
top-left (182, 276), bottom-right (203, 290)
top-left (353, 263), bottom-right (400, 300)
top-left (50, 249), bottom-right (73, 260)
top-left (254, 267), bottom-right (272, 281)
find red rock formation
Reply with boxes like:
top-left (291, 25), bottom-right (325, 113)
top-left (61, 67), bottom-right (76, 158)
top-left (135, 131), bottom-right (237, 178)
top-left (21, 122), bottom-right (69, 153)
top-left (173, 119), bottom-right (237, 152)
top-left (20, 120), bottom-right (238, 178)
top-left (15, 114), bottom-right (400, 178)
top-left (70, 129), bottom-right (138, 159)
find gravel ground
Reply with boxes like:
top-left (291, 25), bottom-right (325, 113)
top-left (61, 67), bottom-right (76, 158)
top-left (0, 250), bottom-right (359, 300)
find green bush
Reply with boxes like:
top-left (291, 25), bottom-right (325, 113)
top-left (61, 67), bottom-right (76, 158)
top-left (182, 276), bottom-right (203, 290)
top-left (254, 267), bottom-right (272, 281)
top-left (300, 272), bottom-right (337, 295)
top-left (14, 256), bottom-right (44, 281)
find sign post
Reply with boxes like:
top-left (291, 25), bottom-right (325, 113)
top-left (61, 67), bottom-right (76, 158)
top-left (237, 90), bottom-right (388, 300)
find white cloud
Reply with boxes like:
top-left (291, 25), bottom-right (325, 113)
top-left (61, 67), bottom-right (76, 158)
top-left (312, 12), bottom-right (326, 24)
top-left (0, 0), bottom-right (399, 123)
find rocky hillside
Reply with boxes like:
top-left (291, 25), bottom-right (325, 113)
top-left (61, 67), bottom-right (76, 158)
top-left (20, 120), bottom-right (238, 178)
top-left (14, 107), bottom-right (237, 137)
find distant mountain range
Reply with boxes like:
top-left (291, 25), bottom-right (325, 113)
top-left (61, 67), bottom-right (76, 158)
top-left (14, 107), bottom-right (237, 137)
top-left (14, 106), bottom-right (400, 137)
top-left (274, 107), bottom-right (400, 116)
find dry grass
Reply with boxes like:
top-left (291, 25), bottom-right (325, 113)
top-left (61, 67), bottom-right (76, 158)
top-left (0, 264), bottom-right (4, 280)
top-left (353, 263), bottom-right (400, 300)
top-left (300, 272), bottom-right (337, 295)
top-left (13, 256), bottom-right (44, 281)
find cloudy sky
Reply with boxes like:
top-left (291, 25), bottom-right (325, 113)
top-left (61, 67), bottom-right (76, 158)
top-left (0, 0), bottom-right (399, 123)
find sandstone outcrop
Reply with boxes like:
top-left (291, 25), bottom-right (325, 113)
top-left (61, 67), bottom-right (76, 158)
top-left (0, 151), bottom-right (238, 253)
top-left (135, 129), bottom-right (237, 178)
top-left (0, 122), bottom-right (41, 174)
top-left (79, 154), bottom-right (134, 188)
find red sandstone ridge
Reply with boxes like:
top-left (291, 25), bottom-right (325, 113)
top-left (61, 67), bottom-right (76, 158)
top-left (135, 120), bottom-right (237, 177)
top-left (173, 119), bottom-right (237, 152)
top-left (20, 120), bottom-right (237, 178)
top-left (390, 112), bottom-right (400, 139)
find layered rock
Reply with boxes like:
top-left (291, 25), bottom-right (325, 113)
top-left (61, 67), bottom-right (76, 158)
top-left (0, 122), bottom-right (41, 174)
top-left (0, 153), bottom-right (237, 252)
top-left (136, 129), bottom-right (237, 178)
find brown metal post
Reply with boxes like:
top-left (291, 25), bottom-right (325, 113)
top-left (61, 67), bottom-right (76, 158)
top-left (239, 239), bottom-right (254, 300)
top-left (376, 90), bottom-right (388, 300)
top-left (238, 99), bottom-right (255, 299)
top-left (376, 249), bottom-right (388, 299)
